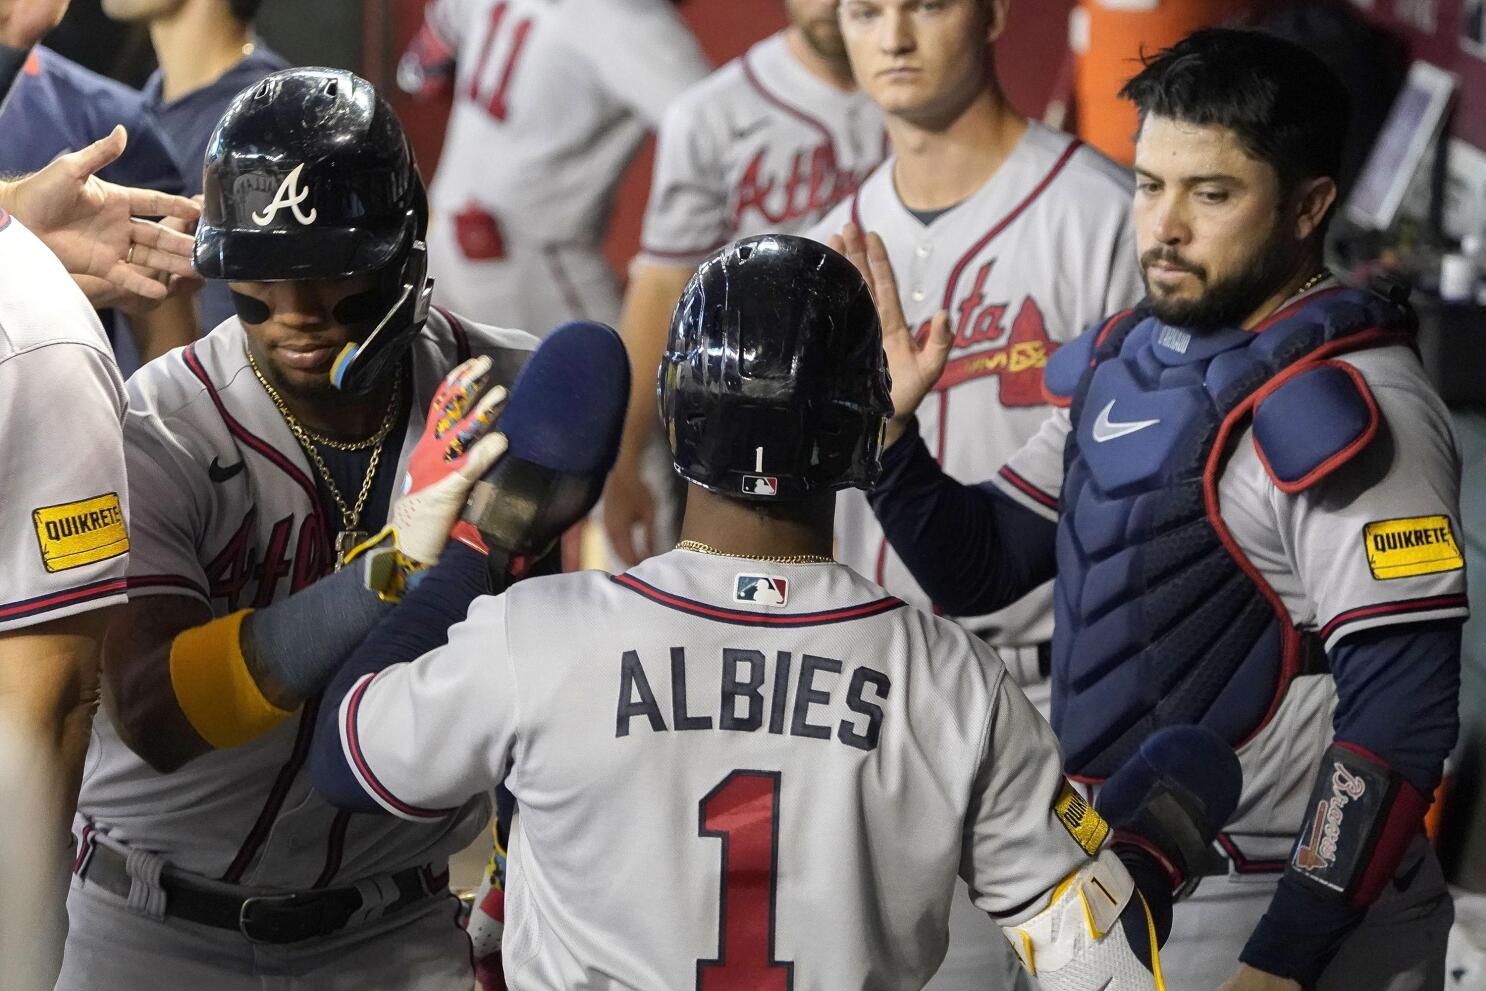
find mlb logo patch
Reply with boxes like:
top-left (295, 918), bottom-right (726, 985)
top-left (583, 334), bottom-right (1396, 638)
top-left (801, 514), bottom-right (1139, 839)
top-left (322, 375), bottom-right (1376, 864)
top-left (741, 475), bottom-right (779, 496)
top-left (734, 573), bottom-right (788, 607)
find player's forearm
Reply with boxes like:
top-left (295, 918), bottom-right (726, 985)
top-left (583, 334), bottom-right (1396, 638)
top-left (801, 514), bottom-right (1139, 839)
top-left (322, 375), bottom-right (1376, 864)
top-left (0, 614), bottom-right (109, 838)
top-left (311, 542), bottom-right (488, 812)
top-left (869, 419), bottom-right (1057, 615)
top-left (1239, 622), bottom-right (1461, 985)
top-left (128, 292), bottom-right (199, 364)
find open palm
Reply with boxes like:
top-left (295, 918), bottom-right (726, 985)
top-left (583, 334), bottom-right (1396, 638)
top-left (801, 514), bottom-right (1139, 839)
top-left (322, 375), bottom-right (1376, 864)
top-left (829, 223), bottom-right (951, 445)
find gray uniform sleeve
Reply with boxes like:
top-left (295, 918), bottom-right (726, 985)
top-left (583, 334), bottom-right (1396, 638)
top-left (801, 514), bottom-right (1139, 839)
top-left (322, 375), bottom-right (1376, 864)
top-left (119, 409), bottom-right (213, 604)
top-left (0, 343), bottom-right (129, 631)
top-left (564, 0), bottom-right (708, 127)
top-left (1270, 356), bottom-right (1469, 650)
top-left (963, 663), bottom-right (1100, 923)
top-left (993, 408), bottom-right (1072, 522)
top-left (337, 592), bottom-right (519, 820)
top-left (637, 88), bottom-right (730, 265)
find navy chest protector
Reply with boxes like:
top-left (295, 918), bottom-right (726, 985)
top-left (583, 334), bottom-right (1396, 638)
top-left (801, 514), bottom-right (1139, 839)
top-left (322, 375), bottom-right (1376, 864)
top-left (1046, 288), bottom-right (1412, 778)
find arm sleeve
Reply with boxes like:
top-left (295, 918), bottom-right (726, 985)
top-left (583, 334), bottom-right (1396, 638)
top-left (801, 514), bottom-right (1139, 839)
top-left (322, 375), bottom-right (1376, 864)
top-left (637, 89), bottom-right (730, 265)
top-left (963, 667), bottom-right (1095, 922)
top-left (867, 419), bottom-right (1059, 617)
top-left (0, 342), bottom-right (130, 631)
top-left (567, 0), bottom-right (708, 126)
top-left (311, 543), bottom-right (509, 816)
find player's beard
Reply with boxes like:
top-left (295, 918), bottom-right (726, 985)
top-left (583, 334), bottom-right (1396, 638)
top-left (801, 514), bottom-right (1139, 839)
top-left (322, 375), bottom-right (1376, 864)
top-left (797, 18), bottom-right (848, 63)
top-left (1141, 218), bottom-right (1294, 331)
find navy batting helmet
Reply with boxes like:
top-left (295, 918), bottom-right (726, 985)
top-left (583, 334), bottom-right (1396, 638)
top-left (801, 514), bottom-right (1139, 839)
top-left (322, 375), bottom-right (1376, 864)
top-left (194, 67), bottom-right (430, 394)
top-left (659, 235), bottom-right (893, 501)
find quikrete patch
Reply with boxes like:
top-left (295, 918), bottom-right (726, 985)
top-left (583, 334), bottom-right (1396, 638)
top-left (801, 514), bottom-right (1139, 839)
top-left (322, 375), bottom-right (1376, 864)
top-left (1054, 782), bottom-right (1109, 856)
top-left (33, 493), bottom-right (128, 573)
top-left (1363, 516), bottom-right (1463, 580)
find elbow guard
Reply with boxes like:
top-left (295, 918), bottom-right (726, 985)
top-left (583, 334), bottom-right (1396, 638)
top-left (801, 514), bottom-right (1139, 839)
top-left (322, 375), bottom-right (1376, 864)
top-left (1002, 848), bottom-right (1164, 990)
top-left (1287, 741), bottom-right (1429, 908)
top-left (169, 609), bottom-right (294, 749)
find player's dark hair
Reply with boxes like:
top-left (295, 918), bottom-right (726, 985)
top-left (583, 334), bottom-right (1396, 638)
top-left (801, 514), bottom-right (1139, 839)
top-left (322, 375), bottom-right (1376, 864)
top-left (228, 0), bottom-right (264, 23)
top-left (1119, 27), bottom-right (1349, 192)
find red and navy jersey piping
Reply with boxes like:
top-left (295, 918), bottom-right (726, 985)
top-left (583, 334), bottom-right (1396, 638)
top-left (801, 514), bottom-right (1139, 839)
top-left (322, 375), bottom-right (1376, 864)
top-left (1319, 593), bottom-right (1469, 644)
top-left (344, 673), bottom-right (456, 820)
top-left (612, 573), bottom-right (904, 627)
top-left (0, 575), bottom-right (128, 624)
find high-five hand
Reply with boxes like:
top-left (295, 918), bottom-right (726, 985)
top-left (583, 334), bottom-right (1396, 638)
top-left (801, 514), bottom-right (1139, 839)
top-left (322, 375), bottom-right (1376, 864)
top-left (829, 222), bottom-right (951, 446)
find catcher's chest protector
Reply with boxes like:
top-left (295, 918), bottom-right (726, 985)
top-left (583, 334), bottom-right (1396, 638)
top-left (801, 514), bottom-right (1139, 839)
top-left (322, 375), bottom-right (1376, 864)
top-left (1047, 288), bottom-right (1410, 778)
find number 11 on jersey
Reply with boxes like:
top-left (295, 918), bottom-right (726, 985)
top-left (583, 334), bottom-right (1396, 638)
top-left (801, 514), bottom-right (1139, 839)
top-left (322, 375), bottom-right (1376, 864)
top-left (697, 770), bottom-right (794, 990)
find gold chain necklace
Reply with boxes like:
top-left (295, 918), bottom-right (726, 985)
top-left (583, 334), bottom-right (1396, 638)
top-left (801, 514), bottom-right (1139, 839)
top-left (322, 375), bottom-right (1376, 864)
top-left (245, 346), bottom-right (402, 565)
top-left (1294, 269), bottom-right (1332, 298)
top-left (676, 539), bottom-right (834, 565)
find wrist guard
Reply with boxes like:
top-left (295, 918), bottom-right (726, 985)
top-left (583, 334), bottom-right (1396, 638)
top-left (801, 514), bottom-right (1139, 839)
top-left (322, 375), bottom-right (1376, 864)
top-left (1287, 741), bottom-right (1429, 908)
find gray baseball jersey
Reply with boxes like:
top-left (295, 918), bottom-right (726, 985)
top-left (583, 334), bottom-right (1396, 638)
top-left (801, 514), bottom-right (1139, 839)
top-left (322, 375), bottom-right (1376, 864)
top-left (996, 282), bottom-right (1469, 864)
top-left (74, 310), bottom-right (535, 887)
top-left (423, 0), bottom-right (707, 329)
top-left (810, 123), bottom-right (1143, 647)
top-left (335, 550), bottom-right (1109, 989)
top-left (0, 212), bottom-right (129, 633)
top-left (639, 30), bottom-right (886, 266)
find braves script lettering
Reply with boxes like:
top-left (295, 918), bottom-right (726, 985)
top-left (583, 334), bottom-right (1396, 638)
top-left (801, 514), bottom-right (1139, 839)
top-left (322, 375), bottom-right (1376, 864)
top-left (1294, 761), bottom-right (1368, 871)
top-left (915, 260), bottom-right (1057, 402)
top-left (733, 145), bottom-right (871, 231)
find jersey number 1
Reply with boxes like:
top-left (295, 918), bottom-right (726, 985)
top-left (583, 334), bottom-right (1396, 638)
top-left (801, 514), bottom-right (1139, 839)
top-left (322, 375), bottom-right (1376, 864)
top-left (467, 1), bottom-right (532, 121)
top-left (697, 770), bottom-right (794, 990)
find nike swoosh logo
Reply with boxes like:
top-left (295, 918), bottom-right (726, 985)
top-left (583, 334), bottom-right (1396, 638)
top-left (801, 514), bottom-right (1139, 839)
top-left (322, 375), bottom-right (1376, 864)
top-left (1091, 400), bottom-right (1160, 443)
top-left (208, 457), bottom-right (246, 483)
top-left (730, 119), bottom-right (769, 142)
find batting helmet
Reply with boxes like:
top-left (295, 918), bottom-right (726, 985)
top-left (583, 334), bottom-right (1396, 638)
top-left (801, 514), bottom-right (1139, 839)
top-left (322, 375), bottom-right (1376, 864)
top-left (659, 235), bottom-right (893, 501)
top-left (194, 67), bottom-right (431, 394)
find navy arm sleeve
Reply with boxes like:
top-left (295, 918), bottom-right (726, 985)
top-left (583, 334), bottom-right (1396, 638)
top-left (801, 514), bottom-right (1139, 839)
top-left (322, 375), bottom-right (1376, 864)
top-left (310, 542), bottom-right (489, 812)
top-left (867, 419), bottom-right (1058, 615)
top-left (1240, 619), bottom-right (1462, 986)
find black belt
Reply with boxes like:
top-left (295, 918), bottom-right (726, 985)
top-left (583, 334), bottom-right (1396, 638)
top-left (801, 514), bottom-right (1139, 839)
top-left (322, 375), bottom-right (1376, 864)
top-left (78, 841), bottom-right (448, 944)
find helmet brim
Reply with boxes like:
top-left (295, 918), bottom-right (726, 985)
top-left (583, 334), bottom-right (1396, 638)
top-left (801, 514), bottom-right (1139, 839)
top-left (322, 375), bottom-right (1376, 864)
top-left (194, 223), bottom-right (407, 282)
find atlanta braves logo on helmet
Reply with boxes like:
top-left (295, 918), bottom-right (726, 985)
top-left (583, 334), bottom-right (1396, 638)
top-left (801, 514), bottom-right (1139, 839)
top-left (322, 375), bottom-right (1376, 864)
top-left (252, 163), bottom-right (319, 227)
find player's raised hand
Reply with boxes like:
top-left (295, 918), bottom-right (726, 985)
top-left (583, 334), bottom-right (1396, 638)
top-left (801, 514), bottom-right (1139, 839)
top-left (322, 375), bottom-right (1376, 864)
top-left (830, 222), bottom-right (951, 445)
top-left (1, 126), bottom-right (201, 304)
top-left (387, 356), bottom-right (511, 567)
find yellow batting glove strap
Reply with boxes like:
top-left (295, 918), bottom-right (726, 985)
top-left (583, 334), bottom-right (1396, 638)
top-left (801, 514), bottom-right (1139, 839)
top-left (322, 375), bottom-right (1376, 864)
top-left (169, 609), bottom-right (294, 749)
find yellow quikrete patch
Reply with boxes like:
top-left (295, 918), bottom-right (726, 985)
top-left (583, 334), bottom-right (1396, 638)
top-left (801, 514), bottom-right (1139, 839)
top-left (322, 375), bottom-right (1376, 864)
top-left (32, 493), bottom-right (128, 573)
top-left (1054, 781), bottom-right (1109, 856)
top-left (1364, 516), bottom-right (1463, 580)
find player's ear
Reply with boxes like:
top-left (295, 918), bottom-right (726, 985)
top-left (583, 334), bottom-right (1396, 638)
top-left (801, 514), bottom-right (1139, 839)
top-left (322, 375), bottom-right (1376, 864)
top-left (1291, 175), bottom-right (1337, 243)
top-left (983, 0), bottom-right (1010, 45)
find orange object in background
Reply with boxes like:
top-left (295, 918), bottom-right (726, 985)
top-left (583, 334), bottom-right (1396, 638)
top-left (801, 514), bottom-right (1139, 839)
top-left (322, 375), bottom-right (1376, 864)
top-left (1073, 0), bottom-right (1249, 165)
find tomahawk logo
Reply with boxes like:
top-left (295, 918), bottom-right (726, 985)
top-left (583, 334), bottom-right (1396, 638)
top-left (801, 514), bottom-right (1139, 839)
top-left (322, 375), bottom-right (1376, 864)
top-left (252, 163), bottom-right (318, 226)
top-left (1294, 762), bottom-right (1368, 872)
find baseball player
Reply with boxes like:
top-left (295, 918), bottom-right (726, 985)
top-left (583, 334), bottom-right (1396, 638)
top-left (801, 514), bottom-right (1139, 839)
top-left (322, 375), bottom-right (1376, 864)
top-left (0, 112), bottom-right (195, 988)
top-left (601, 0), bottom-right (886, 565)
top-left (59, 69), bottom-right (537, 991)
top-left (310, 235), bottom-right (1171, 991)
top-left (400, 0), bottom-right (707, 333)
top-left (0, 209), bottom-right (130, 991)
top-left (858, 29), bottom-right (1466, 991)
top-left (809, 0), bottom-right (1141, 984)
